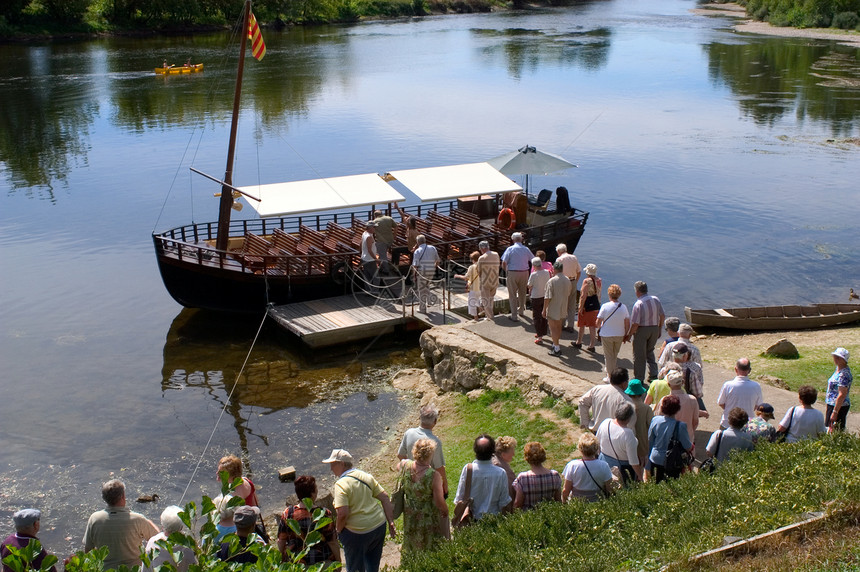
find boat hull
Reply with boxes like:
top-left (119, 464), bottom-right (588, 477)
top-left (684, 304), bottom-right (860, 330)
top-left (153, 204), bottom-right (587, 313)
top-left (155, 64), bottom-right (204, 75)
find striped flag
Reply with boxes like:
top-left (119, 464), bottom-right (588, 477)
top-left (248, 11), bottom-right (266, 61)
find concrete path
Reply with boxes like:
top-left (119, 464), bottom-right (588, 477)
top-left (463, 313), bottom-right (853, 459)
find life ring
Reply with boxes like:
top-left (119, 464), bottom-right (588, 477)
top-left (331, 260), bottom-right (347, 286)
top-left (498, 207), bottom-right (516, 230)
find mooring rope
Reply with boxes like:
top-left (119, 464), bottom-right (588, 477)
top-left (178, 308), bottom-right (269, 505)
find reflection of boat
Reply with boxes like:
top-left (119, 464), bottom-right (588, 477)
top-left (155, 63), bottom-right (204, 74)
top-left (151, 1), bottom-right (588, 313)
top-left (685, 304), bottom-right (860, 330)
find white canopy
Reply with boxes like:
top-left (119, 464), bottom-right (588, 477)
top-left (240, 173), bottom-right (405, 218)
top-left (388, 162), bottom-right (522, 202)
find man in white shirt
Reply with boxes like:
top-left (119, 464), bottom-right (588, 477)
top-left (717, 358), bottom-right (763, 429)
top-left (454, 435), bottom-right (511, 520)
top-left (578, 367), bottom-right (636, 432)
top-left (554, 243), bottom-right (581, 332)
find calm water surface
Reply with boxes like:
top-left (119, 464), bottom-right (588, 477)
top-left (1, 0), bottom-right (859, 553)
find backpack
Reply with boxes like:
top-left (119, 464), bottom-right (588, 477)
top-left (665, 420), bottom-right (691, 477)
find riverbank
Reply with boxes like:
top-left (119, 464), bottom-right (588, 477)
top-left (354, 318), bottom-right (859, 569)
top-left (693, 2), bottom-right (860, 47)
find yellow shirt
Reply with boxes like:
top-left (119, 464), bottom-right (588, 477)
top-left (333, 469), bottom-right (386, 533)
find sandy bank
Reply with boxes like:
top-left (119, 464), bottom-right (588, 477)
top-left (693, 2), bottom-right (860, 47)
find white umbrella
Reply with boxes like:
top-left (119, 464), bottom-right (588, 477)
top-left (486, 145), bottom-right (577, 195)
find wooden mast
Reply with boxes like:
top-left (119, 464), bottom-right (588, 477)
top-left (216, 0), bottom-right (251, 252)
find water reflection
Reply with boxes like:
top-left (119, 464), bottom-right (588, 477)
top-left (474, 27), bottom-right (612, 78)
top-left (161, 308), bottom-right (422, 455)
top-left (706, 38), bottom-right (860, 135)
top-left (0, 44), bottom-right (98, 198)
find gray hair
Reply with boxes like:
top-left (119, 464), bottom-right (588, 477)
top-left (419, 404), bottom-right (439, 426)
top-left (478, 240), bottom-right (490, 250)
top-left (160, 505), bottom-right (185, 534)
top-left (101, 479), bottom-right (125, 506)
top-left (664, 317), bottom-right (680, 332)
top-left (511, 232), bottom-right (523, 242)
top-left (555, 243), bottom-right (567, 253)
top-left (416, 234), bottom-right (427, 245)
top-left (553, 259), bottom-right (564, 272)
top-left (634, 281), bottom-right (648, 294)
top-left (615, 402), bottom-right (634, 423)
top-left (214, 494), bottom-right (236, 519)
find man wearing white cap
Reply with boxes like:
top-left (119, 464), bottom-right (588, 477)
top-left (323, 449), bottom-right (395, 572)
top-left (2, 509), bottom-right (57, 572)
top-left (826, 347), bottom-right (853, 432)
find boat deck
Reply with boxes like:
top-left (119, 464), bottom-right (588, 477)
top-left (268, 287), bottom-right (510, 348)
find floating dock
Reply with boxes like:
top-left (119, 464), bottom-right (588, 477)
top-left (268, 286), bottom-right (509, 348)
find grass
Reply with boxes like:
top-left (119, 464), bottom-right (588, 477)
top-left (440, 389), bottom-right (581, 502)
top-left (755, 343), bottom-right (859, 403)
top-left (403, 433), bottom-right (860, 571)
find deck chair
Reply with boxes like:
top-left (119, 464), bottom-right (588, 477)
top-left (527, 189), bottom-right (553, 214)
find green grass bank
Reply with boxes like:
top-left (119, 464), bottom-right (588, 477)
top-left (403, 433), bottom-right (860, 571)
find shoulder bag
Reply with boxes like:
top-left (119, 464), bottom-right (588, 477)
top-left (700, 430), bottom-right (722, 474)
top-left (597, 301), bottom-right (622, 339)
top-left (583, 276), bottom-right (600, 312)
top-left (665, 420), bottom-right (692, 477)
top-left (775, 407), bottom-right (796, 443)
top-left (452, 464), bottom-right (474, 529)
top-left (391, 461), bottom-right (409, 519)
top-left (581, 459), bottom-right (610, 499)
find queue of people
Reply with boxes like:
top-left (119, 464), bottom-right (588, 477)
top-left (3, 347), bottom-right (852, 572)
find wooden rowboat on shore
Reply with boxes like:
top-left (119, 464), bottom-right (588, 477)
top-left (684, 304), bottom-right (860, 330)
top-left (155, 63), bottom-right (204, 75)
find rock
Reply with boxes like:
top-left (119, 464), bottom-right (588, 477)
top-left (278, 466), bottom-right (296, 483)
top-left (757, 374), bottom-right (789, 389)
top-left (418, 326), bottom-right (593, 407)
top-left (763, 338), bottom-right (799, 359)
top-left (466, 389), bottom-right (485, 401)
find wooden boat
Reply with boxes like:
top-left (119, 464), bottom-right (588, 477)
top-left (684, 304), bottom-right (860, 330)
top-left (152, 2), bottom-right (588, 313)
top-left (155, 63), bottom-right (204, 75)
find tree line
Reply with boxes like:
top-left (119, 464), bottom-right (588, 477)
top-left (736, 0), bottom-right (860, 30)
top-left (0, 0), bottom-right (501, 36)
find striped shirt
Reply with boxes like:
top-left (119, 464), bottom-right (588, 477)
top-left (512, 470), bottom-right (561, 510)
top-left (630, 294), bottom-right (664, 327)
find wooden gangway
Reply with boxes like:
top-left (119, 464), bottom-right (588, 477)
top-left (267, 286), bottom-right (510, 348)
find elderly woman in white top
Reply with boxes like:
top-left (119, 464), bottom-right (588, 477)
top-left (562, 433), bottom-right (614, 502)
top-left (595, 283), bottom-right (630, 381)
top-left (595, 402), bottom-right (642, 484)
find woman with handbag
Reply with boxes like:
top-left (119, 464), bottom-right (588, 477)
top-left (396, 439), bottom-right (449, 553)
top-left (573, 264), bottom-right (602, 351)
top-left (561, 433), bottom-right (614, 502)
top-left (595, 284), bottom-right (629, 380)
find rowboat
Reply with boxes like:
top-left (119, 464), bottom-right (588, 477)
top-left (151, 2), bottom-right (587, 313)
top-left (684, 304), bottom-right (860, 330)
top-left (155, 64), bottom-right (204, 75)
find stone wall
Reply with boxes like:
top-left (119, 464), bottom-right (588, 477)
top-left (419, 325), bottom-right (594, 405)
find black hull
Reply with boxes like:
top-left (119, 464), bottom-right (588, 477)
top-left (153, 205), bottom-right (588, 313)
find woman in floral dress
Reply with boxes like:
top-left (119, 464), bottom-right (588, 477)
top-left (396, 438), bottom-right (449, 553)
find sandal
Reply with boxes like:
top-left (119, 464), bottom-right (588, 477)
top-left (572, 342), bottom-right (582, 349)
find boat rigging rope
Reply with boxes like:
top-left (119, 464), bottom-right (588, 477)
top-left (177, 308), bottom-right (269, 505)
top-left (560, 110), bottom-right (604, 156)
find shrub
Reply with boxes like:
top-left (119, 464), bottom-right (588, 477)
top-left (4, 473), bottom-right (338, 572)
top-left (832, 10), bottom-right (860, 27)
top-left (406, 433), bottom-right (860, 571)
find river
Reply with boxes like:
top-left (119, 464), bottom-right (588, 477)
top-left (1, 0), bottom-right (858, 556)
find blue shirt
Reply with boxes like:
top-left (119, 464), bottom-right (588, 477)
top-left (454, 460), bottom-right (511, 520)
top-left (501, 242), bottom-right (534, 272)
top-left (826, 366), bottom-right (852, 407)
top-left (648, 416), bottom-right (692, 466)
